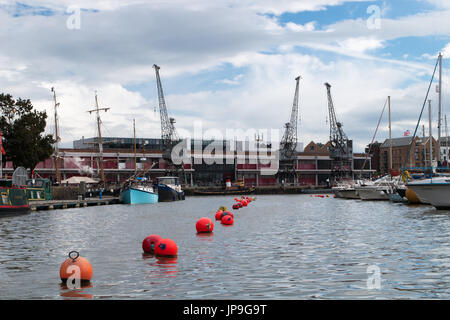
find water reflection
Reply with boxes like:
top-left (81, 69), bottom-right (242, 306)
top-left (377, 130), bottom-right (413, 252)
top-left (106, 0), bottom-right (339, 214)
top-left (59, 282), bottom-right (93, 300)
top-left (196, 233), bottom-right (214, 241)
top-left (154, 257), bottom-right (178, 278)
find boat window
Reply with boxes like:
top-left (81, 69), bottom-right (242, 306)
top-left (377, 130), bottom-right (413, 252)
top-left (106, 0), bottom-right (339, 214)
top-left (26, 180), bottom-right (44, 187)
top-left (158, 177), bottom-right (178, 185)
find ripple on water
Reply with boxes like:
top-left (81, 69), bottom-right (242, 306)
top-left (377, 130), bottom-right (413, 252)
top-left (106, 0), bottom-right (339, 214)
top-left (1, 195), bottom-right (450, 299)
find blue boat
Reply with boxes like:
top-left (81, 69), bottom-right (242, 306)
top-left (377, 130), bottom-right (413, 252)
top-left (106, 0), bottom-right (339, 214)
top-left (120, 179), bottom-right (158, 204)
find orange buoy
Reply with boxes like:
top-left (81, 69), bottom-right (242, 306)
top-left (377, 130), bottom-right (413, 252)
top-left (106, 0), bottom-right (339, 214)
top-left (142, 234), bottom-right (163, 254)
top-left (196, 217), bottom-right (214, 233)
top-left (60, 251), bottom-right (93, 284)
top-left (221, 215), bottom-right (234, 225)
top-left (155, 238), bottom-right (178, 257)
top-left (215, 210), bottom-right (223, 220)
top-left (405, 187), bottom-right (422, 204)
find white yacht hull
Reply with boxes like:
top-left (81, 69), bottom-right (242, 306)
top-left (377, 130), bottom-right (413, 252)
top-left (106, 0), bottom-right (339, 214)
top-left (356, 188), bottom-right (390, 200)
top-left (337, 189), bottom-right (360, 199)
top-left (406, 183), bottom-right (450, 209)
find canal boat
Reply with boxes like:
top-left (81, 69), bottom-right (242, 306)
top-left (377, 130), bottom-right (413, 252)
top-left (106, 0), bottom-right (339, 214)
top-left (406, 176), bottom-right (450, 209)
top-left (154, 176), bottom-right (185, 202)
top-left (26, 178), bottom-right (53, 201)
top-left (120, 178), bottom-right (158, 204)
top-left (0, 182), bottom-right (31, 216)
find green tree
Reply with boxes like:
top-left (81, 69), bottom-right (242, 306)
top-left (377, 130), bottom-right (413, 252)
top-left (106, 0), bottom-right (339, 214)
top-left (0, 93), bottom-right (55, 171)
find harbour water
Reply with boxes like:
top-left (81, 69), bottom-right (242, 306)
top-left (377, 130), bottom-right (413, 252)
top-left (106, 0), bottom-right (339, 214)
top-left (0, 194), bottom-right (449, 299)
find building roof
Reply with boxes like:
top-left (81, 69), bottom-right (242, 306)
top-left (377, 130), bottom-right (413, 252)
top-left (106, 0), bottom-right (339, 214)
top-left (380, 137), bottom-right (414, 148)
top-left (61, 176), bottom-right (99, 184)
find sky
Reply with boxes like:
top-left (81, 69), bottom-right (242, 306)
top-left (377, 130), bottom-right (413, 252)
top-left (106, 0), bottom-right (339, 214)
top-left (1, 0), bottom-right (450, 152)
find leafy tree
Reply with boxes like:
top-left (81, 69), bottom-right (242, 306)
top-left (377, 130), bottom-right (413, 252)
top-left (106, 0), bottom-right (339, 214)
top-left (0, 93), bottom-right (55, 171)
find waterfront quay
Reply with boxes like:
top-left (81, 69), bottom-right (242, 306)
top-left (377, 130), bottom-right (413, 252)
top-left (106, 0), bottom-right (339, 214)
top-left (29, 197), bottom-right (120, 211)
top-left (1, 137), bottom-right (374, 188)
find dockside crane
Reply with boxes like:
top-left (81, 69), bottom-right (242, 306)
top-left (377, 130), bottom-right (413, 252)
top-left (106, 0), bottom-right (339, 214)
top-left (277, 76), bottom-right (301, 185)
top-left (153, 64), bottom-right (185, 179)
top-left (153, 64), bottom-right (179, 160)
top-left (324, 82), bottom-right (353, 184)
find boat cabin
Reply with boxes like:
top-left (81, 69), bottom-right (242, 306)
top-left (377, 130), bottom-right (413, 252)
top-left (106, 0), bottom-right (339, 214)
top-left (26, 178), bottom-right (53, 201)
top-left (156, 176), bottom-right (180, 186)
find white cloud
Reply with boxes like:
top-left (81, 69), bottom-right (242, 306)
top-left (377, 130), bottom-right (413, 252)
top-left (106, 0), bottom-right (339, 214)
top-left (337, 37), bottom-right (384, 53)
top-left (216, 74), bottom-right (244, 85)
top-left (285, 21), bottom-right (316, 32)
top-left (421, 0), bottom-right (450, 9)
top-left (442, 43), bottom-right (450, 58)
top-left (1, 1), bottom-right (450, 152)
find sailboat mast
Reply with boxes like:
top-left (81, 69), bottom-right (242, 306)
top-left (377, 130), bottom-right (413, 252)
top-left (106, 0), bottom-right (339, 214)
top-left (388, 96), bottom-right (392, 172)
top-left (428, 100), bottom-right (433, 168)
top-left (438, 52), bottom-right (442, 164)
top-left (133, 119), bottom-right (137, 176)
top-left (446, 115), bottom-right (449, 166)
top-left (95, 93), bottom-right (105, 184)
top-left (51, 87), bottom-right (61, 184)
top-left (88, 91), bottom-right (110, 187)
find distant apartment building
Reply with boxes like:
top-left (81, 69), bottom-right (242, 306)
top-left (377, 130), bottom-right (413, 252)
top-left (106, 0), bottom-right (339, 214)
top-left (379, 136), bottom-right (439, 172)
top-left (439, 137), bottom-right (450, 166)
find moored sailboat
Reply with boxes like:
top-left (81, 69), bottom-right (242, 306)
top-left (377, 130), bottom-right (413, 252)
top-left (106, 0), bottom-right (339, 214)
top-left (120, 178), bottom-right (158, 204)
top-left (406, 176), bottom-right (450, 209)
top-left (119, 119), bottom-right (159, 204)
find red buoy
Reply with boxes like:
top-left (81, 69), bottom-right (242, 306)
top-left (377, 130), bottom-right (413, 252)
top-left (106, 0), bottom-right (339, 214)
top-left (196, 217), bottom-right (214, 233)
top-left (241, 200), bottom-right (248, 207)
top-left (142, 234), bottom-right (162, 254)
top-left (215, 210), bottom-right (223, 220)
top-left (221, 215), bottom-right (234, 225)
top-left (60, 251), bottom-right (93, 284)
top-left (155, 238), bottom-right (178, 257)
top-left (232, 204), bottom-right (240, 210)
top-left (221, 211), bottom-right (234, 219)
